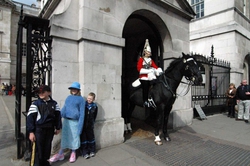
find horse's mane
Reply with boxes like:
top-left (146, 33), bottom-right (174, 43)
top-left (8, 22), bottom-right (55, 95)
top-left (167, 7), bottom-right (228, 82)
top-left (164, 58), bottom-right (182, 74)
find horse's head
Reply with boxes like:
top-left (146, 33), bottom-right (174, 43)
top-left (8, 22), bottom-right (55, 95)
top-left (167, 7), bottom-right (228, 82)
top-left (181, 53), bottom-right (203, 85)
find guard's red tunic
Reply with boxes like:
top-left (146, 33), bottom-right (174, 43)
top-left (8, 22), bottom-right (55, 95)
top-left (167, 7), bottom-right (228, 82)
top-left (137, 57), bottom-right (158, 80)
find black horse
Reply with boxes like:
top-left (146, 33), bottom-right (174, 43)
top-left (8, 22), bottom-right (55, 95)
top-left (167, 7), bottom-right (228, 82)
top-left (123, 53), bottom-right (203, 145)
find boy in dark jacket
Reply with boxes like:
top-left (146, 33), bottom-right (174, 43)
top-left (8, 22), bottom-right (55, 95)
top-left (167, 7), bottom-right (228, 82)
top-left (27, 85), bottom-right (62, 166)
top-left (80, 92), bottom-right (98, 159)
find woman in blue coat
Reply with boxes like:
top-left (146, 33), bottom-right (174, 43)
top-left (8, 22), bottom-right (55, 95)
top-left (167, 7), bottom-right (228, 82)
top-left (49, 82), bottom-right (85, 163)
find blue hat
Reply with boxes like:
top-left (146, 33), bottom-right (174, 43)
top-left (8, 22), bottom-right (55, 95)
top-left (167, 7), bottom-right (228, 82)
top-left (68, 82), bottom-right (81, 90)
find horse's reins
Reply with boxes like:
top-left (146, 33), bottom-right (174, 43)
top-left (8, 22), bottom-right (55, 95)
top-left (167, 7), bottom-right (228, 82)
top-left (160, 57), bottom-right (196, 97)
top-left (160, 74), bottom-right (193, 97)
top-left (177, 81), bottom-right (193, 97)
top-left (160, 74), bottom-right (176, 97)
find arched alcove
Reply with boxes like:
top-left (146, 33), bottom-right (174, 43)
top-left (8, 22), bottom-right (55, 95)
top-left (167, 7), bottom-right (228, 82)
top-left (121, 9), bottom-right (171, 127)
top-left (244, 53), bottom-right (250, 82)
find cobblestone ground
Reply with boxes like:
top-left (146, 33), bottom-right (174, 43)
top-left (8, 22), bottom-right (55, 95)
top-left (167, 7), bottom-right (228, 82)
top-left (126, 128), bottom-right (250, 166)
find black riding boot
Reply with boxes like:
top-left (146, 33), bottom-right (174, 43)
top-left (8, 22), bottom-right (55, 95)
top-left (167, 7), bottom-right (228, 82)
top-left (140, 80), bottom-right (150, 107)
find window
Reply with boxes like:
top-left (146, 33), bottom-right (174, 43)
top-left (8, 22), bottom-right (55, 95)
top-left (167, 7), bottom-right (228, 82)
top-left (243, 0), bottom-right (246, 15)
top-left (190, 0), bottom-right (204, 19)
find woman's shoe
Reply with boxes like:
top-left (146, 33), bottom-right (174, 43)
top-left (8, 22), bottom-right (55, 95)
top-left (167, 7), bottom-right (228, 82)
top-left (49, 153), bottom-right (64, 162)
top-left (69, 152), bottom-right (76, 163)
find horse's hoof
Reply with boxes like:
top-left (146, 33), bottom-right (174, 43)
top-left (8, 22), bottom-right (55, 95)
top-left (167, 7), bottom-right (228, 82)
top-left (164, 137), bottom-right (171, 142)
top-left (154, 141), bottom-right (163, 145)
top-left (124, 130), bottom-right (128, 135)
top-left (128, 130), bottom-right (132, 133)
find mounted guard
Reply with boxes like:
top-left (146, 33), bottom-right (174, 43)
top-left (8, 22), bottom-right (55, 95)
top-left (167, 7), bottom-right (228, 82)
top-left (135, 39), bottom-right (163, 107)
top-left (124, 53), bottom-right (203, 145)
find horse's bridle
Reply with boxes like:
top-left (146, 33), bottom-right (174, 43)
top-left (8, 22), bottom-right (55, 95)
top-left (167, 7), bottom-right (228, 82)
top-left (183, 57), bottom-right (197, 84)
top-left (176, 57), bottom-right (199, 97)
top-left (159, 57), bottom-right (199, 97)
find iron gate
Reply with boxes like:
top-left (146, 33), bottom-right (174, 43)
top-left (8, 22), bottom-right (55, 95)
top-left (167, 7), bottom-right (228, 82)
top-left (16, 8), bottom-right (52, 159)
top-left (191, 46), bottom-right (231, 116)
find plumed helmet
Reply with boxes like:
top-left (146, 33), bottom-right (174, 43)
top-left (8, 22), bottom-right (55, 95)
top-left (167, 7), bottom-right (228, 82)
top-left (68, 82), bottom-right (81, 90)
top-left (143, 39), bottom-right (151, 55)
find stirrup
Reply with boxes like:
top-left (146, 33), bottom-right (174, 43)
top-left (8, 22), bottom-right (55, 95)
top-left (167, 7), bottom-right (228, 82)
top-left (148, 98), bottom-right (156, 108)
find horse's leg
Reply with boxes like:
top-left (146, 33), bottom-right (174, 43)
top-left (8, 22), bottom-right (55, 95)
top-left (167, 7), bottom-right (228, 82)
top-left (125, 87), bottom-right (144, 133)
top-left (124, 102), bottom-right (135, 133)
top-left (122, 101), bottom-right (128, 133)
top-left (163, 105), bottom-right (172, 141)
top-left (154, 104), bottom-right (164, 145)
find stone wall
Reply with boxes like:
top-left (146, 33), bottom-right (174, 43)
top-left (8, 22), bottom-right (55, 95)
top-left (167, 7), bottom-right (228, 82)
top-left (190, 5), bottom-right (250, 83)
top-left (49, 0), bottom-right (194, 148)
top-left (0, 6), bottom-right (11, 84)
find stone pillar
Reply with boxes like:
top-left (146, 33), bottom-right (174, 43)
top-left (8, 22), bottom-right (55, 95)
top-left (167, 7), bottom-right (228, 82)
top-left (50, 11), bottom-right (125, 150)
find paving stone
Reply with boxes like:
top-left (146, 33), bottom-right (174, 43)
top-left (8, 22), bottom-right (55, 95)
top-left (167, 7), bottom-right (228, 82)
top-left (126, 130), bottom-right (250, 166)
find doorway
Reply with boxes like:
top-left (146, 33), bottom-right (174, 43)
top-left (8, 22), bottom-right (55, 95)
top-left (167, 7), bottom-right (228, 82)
top-left (121, 10), bottom-right (167, 130)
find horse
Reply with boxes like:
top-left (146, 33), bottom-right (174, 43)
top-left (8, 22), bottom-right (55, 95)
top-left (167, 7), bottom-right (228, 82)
top-left (123, 53), bottom-right (203, 145)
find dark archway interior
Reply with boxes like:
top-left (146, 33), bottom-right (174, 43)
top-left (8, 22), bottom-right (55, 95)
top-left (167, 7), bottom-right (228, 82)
top-left (245, 54), bottom-right (250, 83)
top-left (121, 13), bottom-right (163, 120)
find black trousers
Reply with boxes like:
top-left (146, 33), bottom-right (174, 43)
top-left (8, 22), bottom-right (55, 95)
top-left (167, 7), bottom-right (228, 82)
top-left (228, 104), bottom-right (235, 117)
top-left (80, 127), bottom-right (96, 156)
top-left (33, 127), bottom-right (54, 166)
top-left (140, 80), bottom-right (150, 102)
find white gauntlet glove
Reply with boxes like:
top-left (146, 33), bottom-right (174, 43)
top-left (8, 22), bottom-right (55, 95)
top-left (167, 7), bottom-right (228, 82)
top-left (148, 69), bottom-right (156, 80)
top-left (140, 68), bottom-right (153, 74)
top-left (155, 68), bottom-right (163, 76)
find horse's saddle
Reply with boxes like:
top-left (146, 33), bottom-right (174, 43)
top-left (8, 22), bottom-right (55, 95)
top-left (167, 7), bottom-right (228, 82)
top-left (132, 78), bottom-right (159, 88)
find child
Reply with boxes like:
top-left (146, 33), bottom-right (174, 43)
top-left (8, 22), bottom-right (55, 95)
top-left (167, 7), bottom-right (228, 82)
top-left (80, 92), bottom-right (98, 159)
top-left (49, 82), bottom-right (85, 163)
top-left (27, 85), bottom-right (62, 166)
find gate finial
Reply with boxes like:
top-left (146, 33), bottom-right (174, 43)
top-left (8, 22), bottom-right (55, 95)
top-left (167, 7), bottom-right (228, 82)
top-left (211, 45), bottom-right (214, 58)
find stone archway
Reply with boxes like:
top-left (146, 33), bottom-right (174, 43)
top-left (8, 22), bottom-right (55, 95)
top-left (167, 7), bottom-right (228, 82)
top-left (244, 54), bottom-right (250, 82)
top-left (121, 9), bottom-right (170, 126)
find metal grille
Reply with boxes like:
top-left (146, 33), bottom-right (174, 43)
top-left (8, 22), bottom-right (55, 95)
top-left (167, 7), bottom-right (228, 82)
top-left (191, 47), bottom-right (231, 116)
top-left (15, 12), bottom-right (52, 159)
top-left (24, 16), bottom-right (52, 96)
top-left (127, 130), bottom-right (250, 166)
